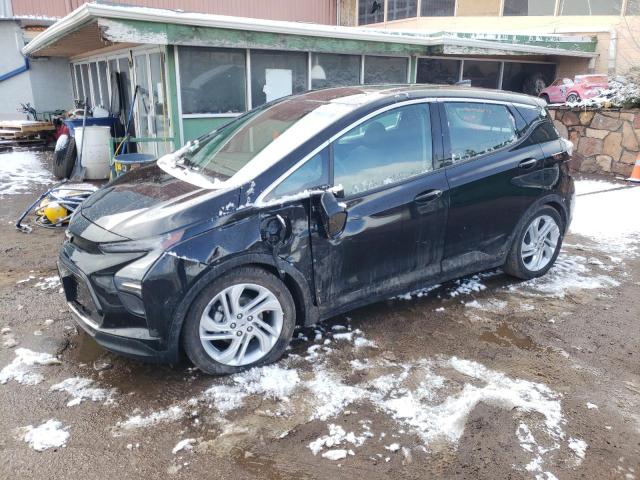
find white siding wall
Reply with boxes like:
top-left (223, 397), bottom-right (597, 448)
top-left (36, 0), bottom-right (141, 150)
top-left (0, 20), bottom-right (33, 120)
top-left (0, 21), bottom-right (73, 119)
top-left (29, 57), bottom-right (73, 114)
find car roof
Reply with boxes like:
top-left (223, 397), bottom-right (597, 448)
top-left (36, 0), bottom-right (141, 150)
top-left (294, 85), bottom-right (544, 108)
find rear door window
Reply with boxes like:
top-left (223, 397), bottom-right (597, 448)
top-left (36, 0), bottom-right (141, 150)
top-left (443, 102), bottom-right (517, 164)
top-left (333, 103), bottom-right (433, 196)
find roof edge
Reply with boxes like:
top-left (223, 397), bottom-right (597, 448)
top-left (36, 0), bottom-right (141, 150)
top-left (23, 3), bottom-right (598, 58)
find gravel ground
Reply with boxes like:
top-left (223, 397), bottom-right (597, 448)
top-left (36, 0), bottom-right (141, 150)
top-left (0, 150), bottom-right (638, 480)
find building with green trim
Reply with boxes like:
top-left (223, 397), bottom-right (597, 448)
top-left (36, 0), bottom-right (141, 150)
top-left (23, 3), bottom-right (598, 154)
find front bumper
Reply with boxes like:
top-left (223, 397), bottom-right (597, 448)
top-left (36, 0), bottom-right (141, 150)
top-left (58, 251), bottom-right (174, 363)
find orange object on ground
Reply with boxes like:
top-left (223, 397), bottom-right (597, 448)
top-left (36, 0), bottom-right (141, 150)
top-left (629, 155), bottom-right (640, 183)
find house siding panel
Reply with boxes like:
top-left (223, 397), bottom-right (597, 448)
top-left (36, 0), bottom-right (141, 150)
top-left (10, 0), bottom-right (337, 24)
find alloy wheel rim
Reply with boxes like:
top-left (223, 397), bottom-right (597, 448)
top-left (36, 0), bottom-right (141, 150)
top-left (521, 215), bottom-right (560, 272)
top-left (199, 283), bottom-right (284, 366)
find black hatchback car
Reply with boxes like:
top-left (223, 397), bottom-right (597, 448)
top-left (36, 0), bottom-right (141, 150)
top-left (59, 86), bottom-right (574, 374)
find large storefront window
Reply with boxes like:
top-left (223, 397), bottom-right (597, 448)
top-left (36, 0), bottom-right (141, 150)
top-left (416, 58), bottom-right (461, 84)
top-left (250, 50), bottom-right (308, 107)
top-left (387, 0), bottom-right (417, 20)
top-left (421, 0), bottom-right (456, 16)
top-left (310, 53), bottom-right (361, 89)
top-left (364, 56), bottom-right (408, 84)
top-left (504, 0), bottom-right (556, 15)
top-left (462, 60), bottom-right (501, 89)
top-left (178, 47), bottom-right (246, 114)
top-left (628, 0), bottom-right (640, 14)
top-left (359, 0), bottom-right (385, 25)
top-left (559, 0), bottom-right (622, 15)
top-left (502, 62), bottom-right (556, 95)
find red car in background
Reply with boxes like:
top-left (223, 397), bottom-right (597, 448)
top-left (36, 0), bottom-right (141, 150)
top-left (539, 75), bottom-right (608, 104)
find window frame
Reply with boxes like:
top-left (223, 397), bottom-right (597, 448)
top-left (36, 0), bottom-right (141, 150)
top-left (176, 45), bottom-right (248, 117)
top-left (415, 55), bottom-right (556, 91)
top-left (502, 0), bottom-right (557, 16)
top-left (256, 98), bottom-right (441, 206)
top-left (420, 0), bottom-right (457, 17)
top-left (362, 54), bottom-right (412, 84)
top-left (438, 99), bottom-right (523, 167)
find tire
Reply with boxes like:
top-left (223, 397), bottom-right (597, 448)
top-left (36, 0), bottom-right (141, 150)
top-left (52, 136), bottom-right (76, 179)
top-left (567, 93), bottom-right (580, 103)
top-left (503, 206), bottom-right (564, 280)
top-left (182, 267), bottom-right (296, 375)
top-left (523, 73), bottom-right (548, 96)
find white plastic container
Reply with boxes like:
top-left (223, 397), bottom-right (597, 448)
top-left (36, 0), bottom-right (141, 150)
top-left (75, 126), bottom-right (111, 180)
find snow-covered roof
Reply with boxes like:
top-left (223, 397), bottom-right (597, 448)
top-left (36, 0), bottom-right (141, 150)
top-left (23, 3), bottom-right (599, 58)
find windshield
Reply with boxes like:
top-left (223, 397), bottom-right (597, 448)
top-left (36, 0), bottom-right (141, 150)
top-left (180, 98), bottom-right (328, 181)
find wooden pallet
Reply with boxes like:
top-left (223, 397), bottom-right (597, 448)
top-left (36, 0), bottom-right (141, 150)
top-left (0, 120), bottom-right (54, 135)
top-left (0, 129), bottom-right (30, 139)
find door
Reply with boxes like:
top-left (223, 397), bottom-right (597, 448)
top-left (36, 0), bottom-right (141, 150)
top-left (133, 53), bottom-right (152, 154)
top-left (133, 50), bottom-right (170, 157)
top-left (311, 102), bottom-right (449, 310)
top-left (440, 101), bottom-right (547, 273)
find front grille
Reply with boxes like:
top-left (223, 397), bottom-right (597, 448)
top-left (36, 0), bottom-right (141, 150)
top-left (68, 234), bottom-right (101, 254)
top-left (61, 272), bottom-right (102, 325)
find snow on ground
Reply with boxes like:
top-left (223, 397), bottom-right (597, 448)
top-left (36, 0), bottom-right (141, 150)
top-left (309, 424), bottom-right (370, 456)
top-left (33, 276), bottom-right (61, 291)
top-left (0, 151), bottom-right (53, 196)
top-left (568, 438), bottom-right (588, 463)
top-left (172, 438), bottom-right (196, 454)
top-left (21, 419), bottom-right (69, 451)
top-left (50, 377), bottom-right (116, 407)
top-left (571, 180), bottom-right (640, 255)
top-left (203, 364), bottom-right (300, 414)
top-left (448, 275), bottom-right (488, 297)
top-left (307, 363), bottom-right (366, 421)
top-left (511, 254), bottom-right (619, 298)
top-left (0, 348), bottom-right (61, 385)
top-left (115, 405), bottom-right (185, 432)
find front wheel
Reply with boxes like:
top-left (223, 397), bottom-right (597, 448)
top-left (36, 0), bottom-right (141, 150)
top-left (504, 207), bottom-right (564, 280)
top-left (182, 267), bottom-right (296, 375)
top-left (566, 93), bottom-right (580, 103)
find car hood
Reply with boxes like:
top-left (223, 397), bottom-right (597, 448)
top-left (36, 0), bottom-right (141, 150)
top-left (79, 164), bottom-right (239, 239)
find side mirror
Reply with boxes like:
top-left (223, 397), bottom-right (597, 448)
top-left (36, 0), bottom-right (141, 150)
top-left (319, 191), bottom-right (347, 238)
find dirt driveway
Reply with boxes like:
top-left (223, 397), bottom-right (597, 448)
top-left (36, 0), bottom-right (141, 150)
top-left (0, 150), bottom-right (638, 480)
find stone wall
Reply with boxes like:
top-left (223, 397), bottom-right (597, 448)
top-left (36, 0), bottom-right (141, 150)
top-left (549, 107), bottom-right (640, 177)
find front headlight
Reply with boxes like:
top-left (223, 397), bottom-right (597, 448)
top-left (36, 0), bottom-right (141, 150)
top-left (99, 230), bottom-right (184, 253)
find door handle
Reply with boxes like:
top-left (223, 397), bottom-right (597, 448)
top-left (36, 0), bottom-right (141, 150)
top-left (414, 189), bottom-right (443, 204)
top-left (519, 158), bottom-right (538, 169)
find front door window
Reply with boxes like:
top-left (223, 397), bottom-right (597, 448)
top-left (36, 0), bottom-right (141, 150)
top-left (333, 103), bottom-right (433, 196)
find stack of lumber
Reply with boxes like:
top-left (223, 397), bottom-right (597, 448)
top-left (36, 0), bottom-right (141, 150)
top-left (0, 120), bottom-right (54, 140)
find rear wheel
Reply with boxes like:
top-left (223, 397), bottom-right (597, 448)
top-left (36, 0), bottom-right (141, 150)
top-left (182, 267), bottom-right (296, 375)
top-left (504, 207), bottom-right (564, 280)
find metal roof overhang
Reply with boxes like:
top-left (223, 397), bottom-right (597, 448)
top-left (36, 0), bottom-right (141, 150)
top-left (23, 3), bottom-right (599, 60)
